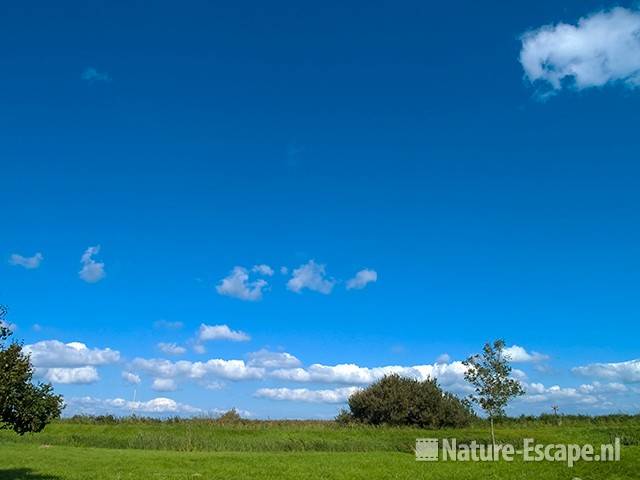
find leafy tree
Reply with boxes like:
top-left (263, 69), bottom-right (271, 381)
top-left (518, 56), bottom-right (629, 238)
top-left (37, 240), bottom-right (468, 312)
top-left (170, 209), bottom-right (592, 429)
top-left (463, 339), bottom-right (524, 448)
top-left (339, 374), bottom-right (475, 428)
top-left (0, 305), bottom-right (64, 434)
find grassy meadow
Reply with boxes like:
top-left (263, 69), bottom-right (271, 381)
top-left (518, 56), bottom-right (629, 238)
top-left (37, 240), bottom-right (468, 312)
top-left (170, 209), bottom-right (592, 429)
top-left (1, 416), bottom-right (639, 479)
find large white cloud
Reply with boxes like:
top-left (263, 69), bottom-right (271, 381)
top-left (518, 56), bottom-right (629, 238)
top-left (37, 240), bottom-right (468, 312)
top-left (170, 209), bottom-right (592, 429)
top-left (216, 266), bottom-right (269, 301)
top-left (247, 349), bottom-right (302, 369)
top-left (9, 252), bottom-right (43, 269)
top-left (131, 357), bottom-right (265, 382)
top-left (41, 366), bottom-right (100, 384)
top-left (287, 260), bottom-right (335, 294)
top-left (197, 324), bottom-right (250, 342)
top-left (270, 361), bottom-right (471, 393)
top-left (25, 340), bottom-right (120, 368)
top-left (346, 269), bottom-right (377, 290)
top-left (78, 245), bottom-right (106, 283)
top-left (67, 396), bottom-right (202, 415)
top-left (520, 7), bottom-right (640, 92)
top-left (255, 387), bottom-right (360, 404)
top-left (572, 358), bottom-right (640, 383)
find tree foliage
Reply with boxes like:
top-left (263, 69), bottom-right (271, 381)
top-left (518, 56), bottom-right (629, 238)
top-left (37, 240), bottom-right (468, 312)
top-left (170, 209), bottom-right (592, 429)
top-left (463, 339), bottom-right (524, 445)
top-left (338, 374), bottom-right (475, 428)
top-left (0, 305), bottom-right (64, 434)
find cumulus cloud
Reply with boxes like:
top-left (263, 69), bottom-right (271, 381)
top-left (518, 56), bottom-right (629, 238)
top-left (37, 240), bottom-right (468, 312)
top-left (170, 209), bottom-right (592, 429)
top-left (198, 324), bottom-right (250, 342)
top-left (131, 357), bottom-right (264, 382)
top-left (503, 345), bottom-right (549, 363)
top-left (9, 252), bottom-right (43, 269)
top-left (157, 342), bottom-right (187, 355)
top-left (520, 7), bottom-right (640, 92)
top-left (247, 349), bottom-right (302, 369)
top-left (41, 366), bottom-right (100, 384)
top-left (346, 269), bottom-right (377, 290)
top-left (122, 371), bottom-right (141, 385)
top-left (67, 396), bottom-right (201, 415)
top-left (286, 260), bottom-right (335, 294)
top-left (519, 381), bottom-right (621, 406)
top-left (152, 378), bottom-right (178, 392)
top-left (216, 266), bottom-right (269, 301)
top-left (24, 340), bottom-right (119, 385)
top-left (81, 67), bottom-right (111, 83)
top-left (79, 245), bottom-right (106, 283)
top-left (572, 358), bottom-right (640, 383)
top-left (24, 340), bottom-right (120, 368)
top-left (255, 387), bottom-right (360, 404)
top-left (270, 361), bottom-right (471, 393)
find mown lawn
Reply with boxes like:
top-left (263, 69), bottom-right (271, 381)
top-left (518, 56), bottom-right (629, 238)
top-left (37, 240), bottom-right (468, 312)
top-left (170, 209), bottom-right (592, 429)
top-left (1, 420), bottom-right (639, 479)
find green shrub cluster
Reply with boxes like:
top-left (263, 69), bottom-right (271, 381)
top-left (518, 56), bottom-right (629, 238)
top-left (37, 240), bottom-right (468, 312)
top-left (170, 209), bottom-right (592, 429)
top-left (337, 374), bottom-right (475, 428)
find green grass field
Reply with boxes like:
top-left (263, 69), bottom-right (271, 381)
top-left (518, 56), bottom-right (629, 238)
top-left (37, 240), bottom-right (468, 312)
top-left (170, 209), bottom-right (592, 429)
top-left (1, 419), bottom-right (639, 479)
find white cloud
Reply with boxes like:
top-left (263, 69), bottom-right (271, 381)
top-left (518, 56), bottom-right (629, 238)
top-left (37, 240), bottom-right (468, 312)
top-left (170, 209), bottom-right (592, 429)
top-left (198, 324), bottom-right (250, 342)
top-left (216, 266), bottom-right (268, 301)
top-left (247, 349), bottom-right (302, 369)
top-left (572, 358), bottom-right (640, 383)
top-left (9, 252), bottom-right (43, 269)
top-left (346, 269), bottom-right (377, 290)
top-left (67, 396), bottom-right (201, 415)
top-left (287, 260), bottom-right (335, 294)
top-left (122, 371), bottom-right (141, 385)
top-left (157, 342), bottom-right (186, 355)
top-left (520, 7), bottom-right (640, 92)
top-left (270, 361), bottom-right (471, 393)
top-left (152, 378), bottom-right (178, 392)
top-left (79, 245), bottom-right (105, 283)
top-left (503, 345), bottom-right (549, 363)
top-left (255, 387), bottom-right (360, 404)
top-left (24, 340), bottom-right (120, 368)
top-left (131, 357), bottom-right (264, 382)
top-left (252, 264), bottom-right (274, 276)
top-left (41, 366), bottom-right (100, 384)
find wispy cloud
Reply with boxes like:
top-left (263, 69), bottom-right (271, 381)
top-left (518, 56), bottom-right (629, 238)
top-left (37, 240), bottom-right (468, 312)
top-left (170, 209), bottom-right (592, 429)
top-left (79, 245), bottom-right (106, 283)
top-left (157, 342), bottom-right (187, 355)
top-left (81, 67), bottom-right (111, 83)
top-left (9, 252), bottom-right (43, 269)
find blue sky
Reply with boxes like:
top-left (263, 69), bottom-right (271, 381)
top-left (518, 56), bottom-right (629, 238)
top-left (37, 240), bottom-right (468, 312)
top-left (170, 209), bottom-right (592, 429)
top-left (2, 0), bottom-right (640, 418)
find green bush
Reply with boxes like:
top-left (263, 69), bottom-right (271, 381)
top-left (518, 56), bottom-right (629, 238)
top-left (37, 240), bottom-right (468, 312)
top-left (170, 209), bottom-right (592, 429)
top-left (339, 374), bottom-right (475, 428)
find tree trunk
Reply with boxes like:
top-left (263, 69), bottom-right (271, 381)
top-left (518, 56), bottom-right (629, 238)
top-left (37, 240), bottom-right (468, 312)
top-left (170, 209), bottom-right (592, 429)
top-left (490, 415), bottom-right (496, 451)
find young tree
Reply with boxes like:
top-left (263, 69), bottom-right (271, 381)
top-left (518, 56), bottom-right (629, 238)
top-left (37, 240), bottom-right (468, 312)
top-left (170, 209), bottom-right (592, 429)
top-left (0, 305), bottom-right (64, 434)
top-left (463, 339), bottom-right (524, 448)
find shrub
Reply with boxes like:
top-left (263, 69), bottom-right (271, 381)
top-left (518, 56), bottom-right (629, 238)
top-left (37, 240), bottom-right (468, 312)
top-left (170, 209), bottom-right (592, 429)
top-left (340, 374), bottom-right (475, 428)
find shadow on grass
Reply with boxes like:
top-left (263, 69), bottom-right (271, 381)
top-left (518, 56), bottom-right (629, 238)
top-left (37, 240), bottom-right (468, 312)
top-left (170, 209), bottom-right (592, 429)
top-left (0, 469), bottom-right (60, 479)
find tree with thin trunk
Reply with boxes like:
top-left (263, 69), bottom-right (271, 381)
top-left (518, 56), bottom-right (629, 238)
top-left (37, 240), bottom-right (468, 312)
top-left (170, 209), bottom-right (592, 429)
top-left (463, 339), bottom-right (524, 449)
